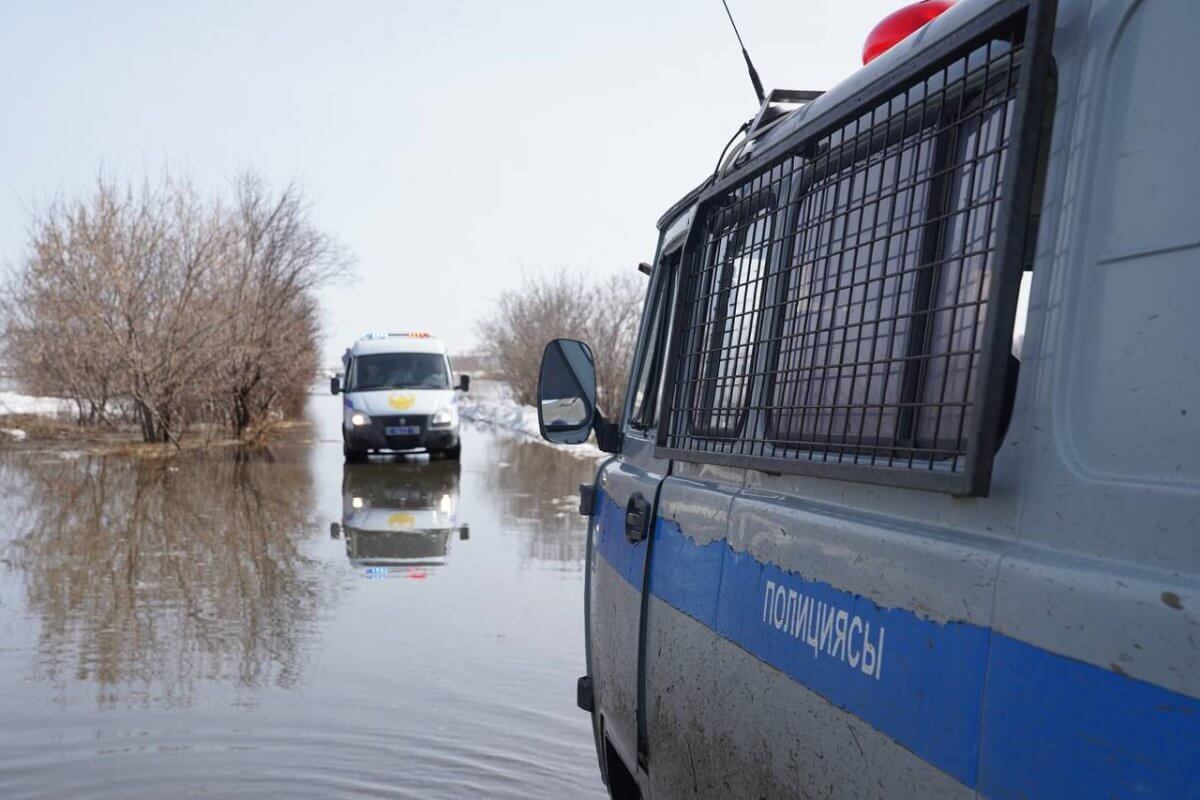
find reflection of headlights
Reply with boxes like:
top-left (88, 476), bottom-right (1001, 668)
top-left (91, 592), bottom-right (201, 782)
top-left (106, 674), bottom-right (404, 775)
top-left (430, 405), bottom-right (457, 427)
top-left (351, 496), bottom-right (364, 509)
top-left (350, 412), bottom-right (370, 427)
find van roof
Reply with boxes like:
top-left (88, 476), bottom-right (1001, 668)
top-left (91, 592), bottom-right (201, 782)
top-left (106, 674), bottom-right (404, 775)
top-left (350, 333), bottom-right (447, 357)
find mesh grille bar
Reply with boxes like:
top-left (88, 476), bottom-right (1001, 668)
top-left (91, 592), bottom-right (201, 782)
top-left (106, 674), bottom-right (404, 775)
top-left (658, 0), bottom-right (1053, 494)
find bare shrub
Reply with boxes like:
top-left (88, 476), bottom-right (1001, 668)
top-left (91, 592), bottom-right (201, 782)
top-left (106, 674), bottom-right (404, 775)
top-left (219, 173), bottom-right (350, 436)
top-left (476, 270), bottom-right (646, 415)
top-left (1, 171), bottom-right (349, 443)
top-left (588, 273), bottom-right (649, 417)
top-left (447, 352), bottom-right (495, 378)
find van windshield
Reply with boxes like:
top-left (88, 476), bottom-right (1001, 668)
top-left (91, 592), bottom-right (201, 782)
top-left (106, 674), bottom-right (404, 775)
top-left (348, 353), bottom-right (450, 391)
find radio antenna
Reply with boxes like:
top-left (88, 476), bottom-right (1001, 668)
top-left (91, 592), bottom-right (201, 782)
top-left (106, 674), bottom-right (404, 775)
top-left (720, 0), bottom-right (766, 106)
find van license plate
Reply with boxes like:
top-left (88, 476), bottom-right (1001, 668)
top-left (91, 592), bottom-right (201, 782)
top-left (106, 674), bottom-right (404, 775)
top-left (386, 425), bottom-right (420, 436)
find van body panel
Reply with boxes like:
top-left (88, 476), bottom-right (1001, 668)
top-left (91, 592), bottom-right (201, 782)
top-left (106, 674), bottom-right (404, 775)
top-left (655, 474), bottom-right (741, 548)
top-left (593, 257), bottom-right (675, 767)
top-left (642, 597), bottom-right (973, 800)
top-left (982, 548), bottom-right (1200, 798)
top-left (644, 476), bottom-right (740, 633)
top-left (991, 0), bottom-right (1200, 708)
top-left (1057, 0), bottom-right (1200, 492)
top-left (638, 473), bottom-right (741, 795)
top-left (592, 467), bottom-right (655, 767)
top-left (991, 546), bottom-right (1199, 696)
top-left (607, 509), bottom-right (1200, 796)
top-left (589, 547), bottom-right (643, 765)
top-left (728, 491), bottom-right (1004, 627)
top-left (345, 388), bottom-right (455, 418)
top-left (669, 459), bottom-right (747, 494)
top-left (644, 504), bottom-right (992, 786)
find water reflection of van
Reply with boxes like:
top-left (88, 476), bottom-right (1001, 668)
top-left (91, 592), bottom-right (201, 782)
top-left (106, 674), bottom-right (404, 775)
top-left (330, 461), bottom-right (469, 576)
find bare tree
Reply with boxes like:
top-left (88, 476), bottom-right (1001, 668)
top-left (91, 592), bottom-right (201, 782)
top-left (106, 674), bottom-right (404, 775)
top-left (1, 170), bottom-right (349, 443)
top-left (217, 173), bottom-right (350, 436)
top-left (587, 273), bottom-right (647, 416)
top-left (3, 182), bottom-right (128, 425)
top-left (476, 270), bottom-right (646, 415)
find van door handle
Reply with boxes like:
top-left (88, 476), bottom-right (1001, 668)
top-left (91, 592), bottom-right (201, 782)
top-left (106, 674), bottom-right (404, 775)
top-left (625, 493), bottom-right (650, 544)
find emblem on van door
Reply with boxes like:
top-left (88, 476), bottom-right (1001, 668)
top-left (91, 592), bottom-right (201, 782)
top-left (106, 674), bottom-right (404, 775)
top-left (387, 392), bottom-right (415, 411)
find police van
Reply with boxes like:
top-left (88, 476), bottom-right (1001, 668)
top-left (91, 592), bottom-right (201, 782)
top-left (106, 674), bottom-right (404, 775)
top-left (537, 0), bottom-right (1200, 796)
top-left (330, 333), bottom-right (469, 462)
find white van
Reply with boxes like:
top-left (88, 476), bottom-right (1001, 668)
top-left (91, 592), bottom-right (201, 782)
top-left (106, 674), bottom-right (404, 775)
top-left (330, 333), bottom-right (469, 462)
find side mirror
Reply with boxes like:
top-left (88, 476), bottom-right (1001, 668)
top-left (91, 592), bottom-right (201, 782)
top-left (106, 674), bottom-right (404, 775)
top-left (459, 524), bottom-right (470, 541)
top-left (457, 374), bottom-right (471, 392)
top-left (537, 339), bottom-right (597, 445)
top-left (329, 522), bottom-right (341, 539)
top-left (330, 376), bottom-right (341, 395)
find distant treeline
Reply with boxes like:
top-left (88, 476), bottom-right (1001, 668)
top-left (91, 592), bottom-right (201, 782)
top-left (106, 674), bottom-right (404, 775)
top-left (476, 270), bottom-right (644, 415)
top-left (1, 172), bottom-right (350, 443)
top-left (446, 352), bottom-right (495, 377)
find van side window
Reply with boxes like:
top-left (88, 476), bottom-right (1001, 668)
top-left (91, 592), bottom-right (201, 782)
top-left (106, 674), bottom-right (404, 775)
top-left (769, 129), bottom-right (936, 449)
top-left (628, 252), bottom-right (678, 431)
top-left (658, 12), bottom-right (1050, 495)
top-left (914, 96), bottom-right (1013, 450)
top-left (769, 90), bottom-right (1015, 463)
top-left (674, 167), bottom-right (791, 439)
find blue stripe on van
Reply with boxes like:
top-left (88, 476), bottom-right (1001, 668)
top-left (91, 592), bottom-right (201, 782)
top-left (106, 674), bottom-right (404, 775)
top-left (594, 489), bottom-right (647, 587)
top-left (714, 520), bottom-right (991, 787)
top-left (592, 489), bottom-right (1200, 797)
top-left (977, 634), bottom-right (1200, 799)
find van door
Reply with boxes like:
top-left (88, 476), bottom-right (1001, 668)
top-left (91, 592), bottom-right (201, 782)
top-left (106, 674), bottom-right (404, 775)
top-left (589, 246), bottom-right (678, 781)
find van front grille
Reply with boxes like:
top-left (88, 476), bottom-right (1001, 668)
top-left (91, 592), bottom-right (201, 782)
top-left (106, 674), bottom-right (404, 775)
top-left (375, 415), bottom-right (429, 430)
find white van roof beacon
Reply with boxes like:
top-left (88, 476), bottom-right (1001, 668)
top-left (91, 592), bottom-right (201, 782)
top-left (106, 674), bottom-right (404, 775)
top-left (351, 332), bottom-right (446, 357)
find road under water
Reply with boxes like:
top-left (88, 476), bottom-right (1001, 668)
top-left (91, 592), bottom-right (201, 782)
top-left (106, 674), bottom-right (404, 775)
top-left (0, 397), bottom-right (605, 799)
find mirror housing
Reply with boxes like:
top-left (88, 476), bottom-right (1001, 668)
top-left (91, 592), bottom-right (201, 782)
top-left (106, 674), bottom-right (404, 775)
top-left (457, 374), bottom-right (471, 392)
top-left (538, 339), bottom-right (597, 445)
top-left (329, 522), bottom-right (341, 539)
top-left (537, 339), bottom-right (622, 452)
top-left (330, 375), bottom-right (341, 395)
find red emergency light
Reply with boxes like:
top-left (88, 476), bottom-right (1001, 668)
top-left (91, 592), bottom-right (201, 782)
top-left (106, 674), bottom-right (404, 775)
top-left (863, 0), bottom-right (956, 65)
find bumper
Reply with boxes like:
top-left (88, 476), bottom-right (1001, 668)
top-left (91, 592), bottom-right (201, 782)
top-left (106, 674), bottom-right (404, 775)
top-left (344, 424), bottom-right (459, 452)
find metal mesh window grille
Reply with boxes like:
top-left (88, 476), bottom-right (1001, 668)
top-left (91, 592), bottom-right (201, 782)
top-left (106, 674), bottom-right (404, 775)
top-left (676, 166), bottom-right (795, 442)
top-left (660, 4), bottom-right (1049, 493)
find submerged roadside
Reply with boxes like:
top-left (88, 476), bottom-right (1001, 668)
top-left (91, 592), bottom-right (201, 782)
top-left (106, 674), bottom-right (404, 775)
top-left (458, 378), bottom-right (605, 460)
top-left (0, 377), bottom-right (609, 462)
top-left (0, 390), bottom-right (312, 458)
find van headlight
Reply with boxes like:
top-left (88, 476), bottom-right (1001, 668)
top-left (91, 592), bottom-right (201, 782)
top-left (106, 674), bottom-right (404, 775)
top-left (350, 411), bottom-right (371, 427)
top-left (430, 405), bottom-right (457, 428)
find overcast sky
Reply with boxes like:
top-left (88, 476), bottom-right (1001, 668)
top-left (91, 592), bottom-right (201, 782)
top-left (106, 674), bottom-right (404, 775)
top-left (0, 0), bottom-right (901, 364)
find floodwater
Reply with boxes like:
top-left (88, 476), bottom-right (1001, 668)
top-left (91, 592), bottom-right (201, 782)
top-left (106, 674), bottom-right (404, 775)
top-left (0, 397), bottom-right (606, 799)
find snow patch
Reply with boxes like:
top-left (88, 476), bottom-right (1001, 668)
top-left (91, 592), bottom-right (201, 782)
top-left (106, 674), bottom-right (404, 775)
top-left (1, 428), bottom-right (27, 441)
top-left (0, 392), bottom-right (72, 417)
top-left (458, 390), bottom-right (605, 461)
